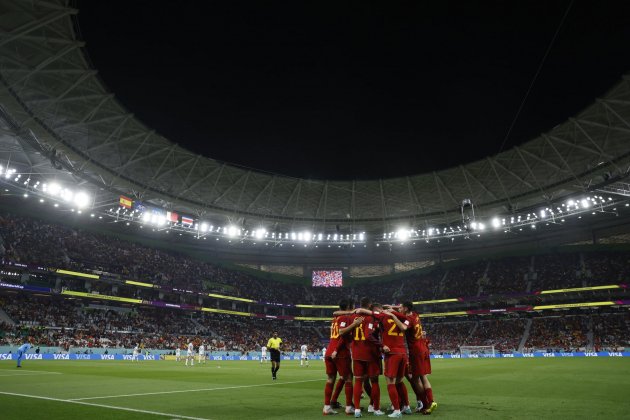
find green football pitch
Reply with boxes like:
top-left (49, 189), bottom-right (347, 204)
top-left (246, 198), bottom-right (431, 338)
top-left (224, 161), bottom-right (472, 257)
top-left (0, 358), bottom-right (629, 419)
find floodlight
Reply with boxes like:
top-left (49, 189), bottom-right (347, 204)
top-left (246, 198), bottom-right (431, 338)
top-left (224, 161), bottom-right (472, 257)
top-left (48, 183), bottom-right (61, 196)
top-left (492, 218), bottom-right (500, 228)
top-left (61, 189), bottom-right (74, 202)
top-left (74, 192), bottom-right (90, 208)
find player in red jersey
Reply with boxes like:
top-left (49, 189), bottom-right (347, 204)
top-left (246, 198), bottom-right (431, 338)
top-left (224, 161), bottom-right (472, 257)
top-left (324, 299), bottom-right (360, 416)
top-left (368, 304), bottom-right (411, 418)
top-left (338, 297), bottom-right (384, 418)
top-left (397, 302), bottom-right (437, 415)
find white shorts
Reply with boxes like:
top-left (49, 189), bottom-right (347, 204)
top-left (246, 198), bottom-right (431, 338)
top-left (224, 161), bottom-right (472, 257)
top-left (301, 353), bottom-right (307, 358)
top-left (187, 351), bottom-right (193, 357)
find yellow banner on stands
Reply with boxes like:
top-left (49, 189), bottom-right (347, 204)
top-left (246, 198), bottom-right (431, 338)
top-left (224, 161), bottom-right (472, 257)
top-left (540, 285), bottom-right (620, 294)
top-left (533, 301), bottom-right (615, 310)
top-left (201, 307), bottom-right (252, 316)
top-left (295, 316), bottom-right (331, 321)
top-left (295, 304), bottom-right (338, 309)
top-left (125, 280), bottom-right (155, 288)
top-left (207, 293), bottom-right (254, 303)
top-left (420, 311), bottom-right (468, 318)
top-left (61, 290), bottom-right (142, 304)
top-left (56, 269), bottom-right (99, 279)
top-left (413, 298), bottom-right (459, 305)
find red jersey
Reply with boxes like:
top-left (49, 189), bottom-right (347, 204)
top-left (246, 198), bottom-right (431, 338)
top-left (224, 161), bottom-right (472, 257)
top-left (373, 311), bottom-right (410, 354)
top-left (349, 313), bottom-right (380, 361)
top-left (404, 312), bottom-right (425, 355)
top-left (326, 315), bottom-right (351, 358)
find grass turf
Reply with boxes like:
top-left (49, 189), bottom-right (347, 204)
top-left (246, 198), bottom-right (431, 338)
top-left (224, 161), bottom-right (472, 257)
top-left (0, 358), bottom-right (629, 419)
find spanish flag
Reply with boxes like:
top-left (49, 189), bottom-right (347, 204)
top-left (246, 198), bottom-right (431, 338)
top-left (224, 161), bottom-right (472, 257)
top-left (119, 195), bottom-right (133, 208)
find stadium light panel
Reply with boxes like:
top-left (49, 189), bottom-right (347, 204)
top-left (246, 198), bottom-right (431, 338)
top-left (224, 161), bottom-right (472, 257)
top-left (200, 223), bottom-right (208, 232)
top-left (61, 189), bottom-right (74, 202)
top-left (492, 218), bottom-right (500, 228)
top-left (48, 183), bottom-right (61, 196)
top-left (74, 192), bottom-right (90, 208)
top-left (397, 229), bottom-right (408, 240)
top-left (582, 199), bottom-right (590, 208)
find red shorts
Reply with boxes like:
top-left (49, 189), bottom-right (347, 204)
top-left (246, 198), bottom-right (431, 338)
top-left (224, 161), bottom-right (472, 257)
top-left (384, 353), bottom-right (407, 378)
top-left (409, 350), bottom-right (431, 376)
top-left (353, 359), bottom-right (381, 377)
top-left (325, 356), bottom-right (352, 377)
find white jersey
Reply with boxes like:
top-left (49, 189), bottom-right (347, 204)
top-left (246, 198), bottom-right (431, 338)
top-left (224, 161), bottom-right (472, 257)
top-left (187, 343), bottom-right (194, 355)
top-left (322, 347), bottom-right (326, 357)
top-left (301, 345), bottom-right (308, 357)
top-left (133, 346), bottom-right (139, 355)
top-left (176, 348), bottom-right (181, 356)
top-left (261, 346), bottom-right (267, 355)
top-left (199, 345), bottom-right (205, 355)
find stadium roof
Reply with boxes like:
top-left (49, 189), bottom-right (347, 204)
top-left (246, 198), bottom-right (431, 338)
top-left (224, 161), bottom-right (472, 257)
top-left (1, 0), bottom-right (630, 239)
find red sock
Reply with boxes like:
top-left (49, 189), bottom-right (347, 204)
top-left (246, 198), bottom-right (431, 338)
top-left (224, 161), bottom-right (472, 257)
top-left (332, 378), bottom-right (344, 403)
top-left (397, 382), bottom-right (409, 407)
top-left (420, 390), bottom-right (429, 409)
top-left (324, 382), bottom-right (334, 405)
top-left (345, 381), bottom-right (353, 407)
top-left (426, 388), bottom-right (434, 404)
top-left (370, 380), bottom-right (380, 410)
top-left (387, 384), bottom-right (400, 411)
top-left (353, 378), bottom-right (363, 409)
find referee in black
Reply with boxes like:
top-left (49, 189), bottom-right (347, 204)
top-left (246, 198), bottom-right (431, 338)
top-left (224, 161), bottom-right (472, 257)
top-left (267, 331), bottom-right (282, 380)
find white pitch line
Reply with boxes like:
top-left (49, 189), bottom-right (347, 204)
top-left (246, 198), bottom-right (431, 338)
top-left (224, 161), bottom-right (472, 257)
top-left (69, 378), bottom-right (326, 401)
top-left (0, 391), bottom-right (210, 420)
top-left (0, 371), bottom-right (62, 377)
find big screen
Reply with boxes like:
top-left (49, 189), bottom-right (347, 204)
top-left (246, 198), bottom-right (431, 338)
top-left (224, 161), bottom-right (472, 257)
top-left (312, 270), bottom-right (343, 287)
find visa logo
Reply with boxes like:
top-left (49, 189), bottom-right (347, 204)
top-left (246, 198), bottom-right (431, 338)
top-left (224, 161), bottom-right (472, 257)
top-left (53, 354), bottom-right (70, 360)
top-left (100, 355), bottom-right (115, 360)
top-left (25, 354), bottom-right (42, 360)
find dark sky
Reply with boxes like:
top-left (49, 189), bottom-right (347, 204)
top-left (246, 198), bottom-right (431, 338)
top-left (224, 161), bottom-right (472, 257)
top-left (77, 1), bottom-right (630, 180)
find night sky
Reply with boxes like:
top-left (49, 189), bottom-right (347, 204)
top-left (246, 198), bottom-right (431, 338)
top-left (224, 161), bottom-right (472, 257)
top-left (77, 1), bottom-right (630, 180)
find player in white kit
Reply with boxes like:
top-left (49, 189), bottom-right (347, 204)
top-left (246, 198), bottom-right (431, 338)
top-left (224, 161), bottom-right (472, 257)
top-left (198, 343), bottom-right (206, 364)
top-left (132, 344), bottom-right (140, 362)
top-left (322, 346), bottom-right (326, 362)
top-left (176, 347), bottom-right (181, 361)
top-left (300, 344), bottom-right (309, 367)
top-left (185, 341), bottom-right (194, 366)
top-left (260, 346), bottom-right (267, 363)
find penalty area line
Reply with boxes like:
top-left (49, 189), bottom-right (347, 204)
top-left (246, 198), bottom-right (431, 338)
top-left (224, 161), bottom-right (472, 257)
top-left (69, 378), bottom-right (326, 401)
top-left (0, 391), bottom-right (210, 420)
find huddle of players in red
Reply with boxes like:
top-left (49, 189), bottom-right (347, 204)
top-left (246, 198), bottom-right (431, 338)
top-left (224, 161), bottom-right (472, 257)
top-left (323, 297), bottom-right (437, 417)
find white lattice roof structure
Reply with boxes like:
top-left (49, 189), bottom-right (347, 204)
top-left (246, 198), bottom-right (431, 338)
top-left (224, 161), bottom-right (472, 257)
top-left (1, 0), bottom-right (630, 241)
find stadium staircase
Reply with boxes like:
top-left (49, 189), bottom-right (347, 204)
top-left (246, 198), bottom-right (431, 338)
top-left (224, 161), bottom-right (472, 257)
top-left (0, 306), bottom-right (15, 326)
top-left (312, 326), bottom-right (324, 339)
top-left (586, 316), bottom-right (594, 350)
top-left (437, 270), bottom-right (449, 296)
top-left (467, 321), bottom-right (479, 340)
top-left (518, 319), bottom-right (533, 352)
top-left (190, 318), bottom-right (209, 335)
top-left (476, 262), bottom-right (491, 297)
